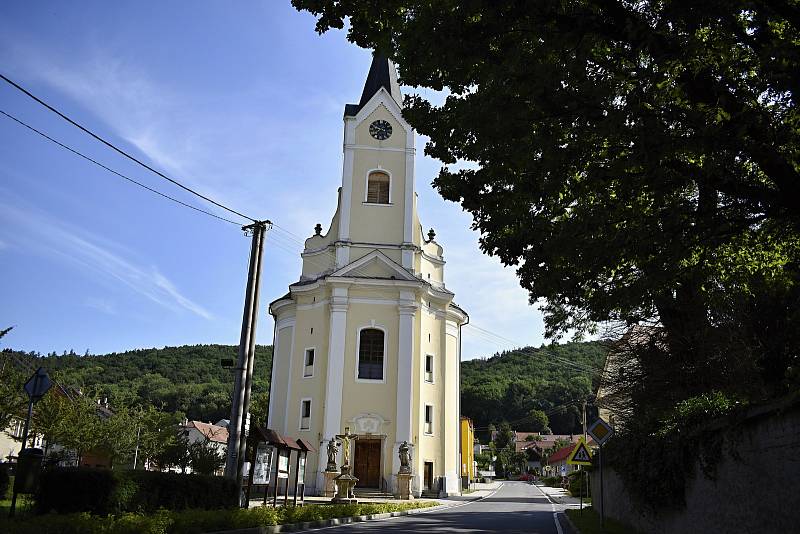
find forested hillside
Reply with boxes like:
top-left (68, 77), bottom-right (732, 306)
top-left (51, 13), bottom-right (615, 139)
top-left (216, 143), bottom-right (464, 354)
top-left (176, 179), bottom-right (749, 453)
top-left (461, 342), bottom-right (608, 435)
top-left (3, 345), bottom-right (272, 423)
top-left (4, 341), bottom-right (604, 434)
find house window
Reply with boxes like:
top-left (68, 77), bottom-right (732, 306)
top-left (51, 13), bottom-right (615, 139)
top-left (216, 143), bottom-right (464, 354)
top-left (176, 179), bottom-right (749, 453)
top-left (300, 399), bottom-right (312, 430)
top-left (425, 354), bottom-right (434, 383)
top-left (304, 348), bottom-right (315, 377)
top-left (366, 171), bottom-right (390, 204)
top-left (424, 405), bottom-right (434, 435)
top-left (358, 328), bottom-right (384, 380)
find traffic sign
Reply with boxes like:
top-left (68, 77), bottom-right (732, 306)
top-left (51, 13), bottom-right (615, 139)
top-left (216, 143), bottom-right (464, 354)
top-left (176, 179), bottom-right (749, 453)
top-left (588, 417), bottom-right (614, 446)
top-left (23, 368), bottom-right (52, 402)
top-left (567, 437), bottom-right (593, 465)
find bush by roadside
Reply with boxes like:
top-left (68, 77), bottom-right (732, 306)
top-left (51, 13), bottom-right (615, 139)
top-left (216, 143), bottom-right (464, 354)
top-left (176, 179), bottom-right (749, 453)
top-left (3, 501), bottom-right (438, 534)
top-left (567, 471), bottom-right (591, 498)
top-left (36, 468), bottom-right (236, 515)
top-left (542, 476), bottom-right (561, 488)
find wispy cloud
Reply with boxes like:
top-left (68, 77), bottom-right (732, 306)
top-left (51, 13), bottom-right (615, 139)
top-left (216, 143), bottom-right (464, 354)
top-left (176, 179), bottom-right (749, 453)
top-left (85, 297), bottom-right (116, 315)
top-left (0, 197), bottom-right (212, 320)
top-left (0, 239), bottom-right (8, 250)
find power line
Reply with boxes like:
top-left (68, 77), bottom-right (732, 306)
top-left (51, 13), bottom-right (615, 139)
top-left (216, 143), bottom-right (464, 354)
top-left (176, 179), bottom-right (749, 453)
top-left (0, 73), bottom-right (257, 223)
top-left (0, 109), bottom-right (242, 226)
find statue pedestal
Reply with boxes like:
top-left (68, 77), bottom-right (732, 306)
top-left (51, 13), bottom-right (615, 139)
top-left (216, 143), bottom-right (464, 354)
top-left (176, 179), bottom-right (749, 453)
top-left (332, 465), bottom-right (358, 504)
top-left (323, 470), bottom-right (338, 498)
top-left (396, 473), bottom-right (413, 500)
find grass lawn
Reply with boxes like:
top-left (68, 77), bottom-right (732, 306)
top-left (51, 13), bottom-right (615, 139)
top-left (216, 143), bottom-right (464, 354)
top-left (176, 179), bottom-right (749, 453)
top-left (1, 500), bottom-right (438, 534)
top-left (565, 507), bottom-right (642, 534)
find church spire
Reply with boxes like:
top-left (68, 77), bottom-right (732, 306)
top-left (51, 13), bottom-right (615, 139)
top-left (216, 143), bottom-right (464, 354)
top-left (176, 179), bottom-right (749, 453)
top-left (344, 53), bottom-right (402, 117)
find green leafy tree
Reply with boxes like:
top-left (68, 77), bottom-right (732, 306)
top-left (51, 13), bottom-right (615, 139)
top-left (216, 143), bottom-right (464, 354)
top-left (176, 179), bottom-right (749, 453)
top-left (0, 352), bottom-right (26, 432)
top-left (188, 440), bottom-right (225, 476)
top-left (294, 0), bottom-right (800, 408)
top-left (519, 409), bottom-right (549, 433)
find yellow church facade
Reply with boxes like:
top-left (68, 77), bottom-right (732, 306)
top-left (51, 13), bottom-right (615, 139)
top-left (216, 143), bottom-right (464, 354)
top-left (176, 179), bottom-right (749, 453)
top-left (267, 55), bottom-right (468, 497)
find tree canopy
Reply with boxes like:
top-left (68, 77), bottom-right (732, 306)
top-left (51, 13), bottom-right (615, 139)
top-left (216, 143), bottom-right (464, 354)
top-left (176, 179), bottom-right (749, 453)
top-left (2, 345), bottom-right (272, 424)
top-left (294, 0), bottom-right (800, 408)
top-left (461, 342), bottom-right (606, 434)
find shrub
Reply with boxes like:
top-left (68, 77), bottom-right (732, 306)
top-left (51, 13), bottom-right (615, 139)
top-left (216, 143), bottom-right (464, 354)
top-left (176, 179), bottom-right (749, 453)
top-left (567, 470), bottom-right (590, 498)
top-left (542, 476), bottom-right (561, 487)
top-left (36, 468), bottom-right (236, 515)
top-left (3, 502), bottom-right (438, 534)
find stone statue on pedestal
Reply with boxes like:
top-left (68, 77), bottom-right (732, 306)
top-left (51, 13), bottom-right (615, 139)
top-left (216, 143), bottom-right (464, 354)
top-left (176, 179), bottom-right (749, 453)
top-left (326, 439), bottom-right (340, 472)
top-left (398, 441), bottom-right (412, 474)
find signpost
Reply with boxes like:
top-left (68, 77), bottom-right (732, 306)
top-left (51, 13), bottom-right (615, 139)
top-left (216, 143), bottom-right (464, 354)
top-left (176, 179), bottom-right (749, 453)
top-left (588, 417), bottom-right (615, 528)
top-left (567, 437), bottom-right (593, 514)
top-left (10, 367), bottom-right (52, 517)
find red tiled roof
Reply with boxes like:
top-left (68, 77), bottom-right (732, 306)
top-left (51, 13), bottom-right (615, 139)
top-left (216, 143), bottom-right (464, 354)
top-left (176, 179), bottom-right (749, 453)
top-left (188, 421), bottom-right (229, 443)
top-left (546, 444), bottom-right (576, 464)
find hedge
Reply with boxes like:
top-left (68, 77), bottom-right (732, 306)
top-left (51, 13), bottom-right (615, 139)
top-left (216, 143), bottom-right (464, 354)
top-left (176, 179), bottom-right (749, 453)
top-left (4, 502), bottom-right (438, 534)
top-left (36, 468), bottom-right (237, 515)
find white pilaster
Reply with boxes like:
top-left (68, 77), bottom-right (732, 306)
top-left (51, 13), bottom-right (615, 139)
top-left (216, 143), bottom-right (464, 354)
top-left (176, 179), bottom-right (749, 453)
top-left (393, 291), bottom-right (418, 484)
top-left (403, 142), bottom-right (415, 244)
top-left (339, 120), bottom-right (356, 241)
top-left (335, 242), bottom-right (350, 268)
top-left (317, 286), bottom-right (349, 489)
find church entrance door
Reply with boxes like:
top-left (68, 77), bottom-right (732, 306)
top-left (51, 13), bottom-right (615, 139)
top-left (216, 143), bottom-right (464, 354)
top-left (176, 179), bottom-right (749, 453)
top-left (354, 438), bottom-right (381, 488)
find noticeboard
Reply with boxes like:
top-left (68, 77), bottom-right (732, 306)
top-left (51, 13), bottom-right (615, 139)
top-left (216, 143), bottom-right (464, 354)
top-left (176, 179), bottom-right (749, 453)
top-left (298, 455), bottom-right (306, 483)
top-left (252, 444), bottom-right (273, 485)
top-left (277, 449), bottom-right (290, 479)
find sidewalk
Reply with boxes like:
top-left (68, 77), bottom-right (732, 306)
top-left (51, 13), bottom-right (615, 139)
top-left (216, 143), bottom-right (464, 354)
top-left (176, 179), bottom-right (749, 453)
top-left (534, 483), bottom-right (590, 509)
top-left (249, 481), bottom-right (504, 508)
top-left (441, 480), bottom-right (503, 502)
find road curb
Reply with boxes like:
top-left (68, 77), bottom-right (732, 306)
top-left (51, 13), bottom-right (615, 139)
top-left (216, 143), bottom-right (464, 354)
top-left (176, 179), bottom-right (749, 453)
top-left (560, 511), bottom-right (580, 534)
top-left (208, 484), bottom-right (505, 533)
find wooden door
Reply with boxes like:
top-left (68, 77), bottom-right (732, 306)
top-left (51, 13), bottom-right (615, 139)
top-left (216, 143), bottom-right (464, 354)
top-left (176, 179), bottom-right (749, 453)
top-left (354, 439), bottom-right (381, 488)
top-left (424, 461), bottom-right (434, 490)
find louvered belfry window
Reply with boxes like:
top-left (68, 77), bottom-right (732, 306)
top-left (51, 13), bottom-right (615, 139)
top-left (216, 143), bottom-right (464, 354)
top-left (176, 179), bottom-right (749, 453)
top-left (358, 328), bottom-right (384, 379)
top-left (366, 172), bottom-right (390, 204)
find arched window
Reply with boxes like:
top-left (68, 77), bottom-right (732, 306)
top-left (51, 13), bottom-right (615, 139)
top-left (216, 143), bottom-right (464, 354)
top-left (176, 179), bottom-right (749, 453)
top-left (358, 328), bottom-right (384, 380)
top-left (366, 171), bottom-right (390, 204)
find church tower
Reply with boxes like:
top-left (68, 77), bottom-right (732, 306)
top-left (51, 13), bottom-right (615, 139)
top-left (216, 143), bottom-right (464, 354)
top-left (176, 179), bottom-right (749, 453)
top-left (267, 55), bottom-right (468, 497)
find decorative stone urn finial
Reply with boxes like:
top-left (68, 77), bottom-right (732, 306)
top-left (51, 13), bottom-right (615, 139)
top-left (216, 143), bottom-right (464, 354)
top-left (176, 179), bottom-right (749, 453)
top-left (315, 223), bottom-right (322, 236)
top-left (427, 228), bottom-right (436, 242)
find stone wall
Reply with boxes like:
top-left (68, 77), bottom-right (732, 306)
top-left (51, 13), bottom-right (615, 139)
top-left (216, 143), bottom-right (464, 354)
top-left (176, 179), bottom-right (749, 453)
top-left (591, 398), bottom-right (800, 533)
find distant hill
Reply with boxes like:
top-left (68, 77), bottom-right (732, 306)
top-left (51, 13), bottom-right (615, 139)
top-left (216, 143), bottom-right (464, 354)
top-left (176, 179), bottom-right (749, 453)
top-left (4, 340), bottom-right (604, 433)
top-left (2, 345), bottom-right (272, 423)
top-left (461, 342), bottom-right (608, 435)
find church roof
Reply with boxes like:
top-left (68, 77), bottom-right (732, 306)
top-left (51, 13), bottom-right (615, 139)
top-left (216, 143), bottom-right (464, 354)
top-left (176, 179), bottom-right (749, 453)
top-left (344, 53), bottom-right (403, 117)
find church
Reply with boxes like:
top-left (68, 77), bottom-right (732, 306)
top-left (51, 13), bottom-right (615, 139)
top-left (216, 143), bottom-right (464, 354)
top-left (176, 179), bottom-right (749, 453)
top-left (267, 54), bottom-right (468, 497)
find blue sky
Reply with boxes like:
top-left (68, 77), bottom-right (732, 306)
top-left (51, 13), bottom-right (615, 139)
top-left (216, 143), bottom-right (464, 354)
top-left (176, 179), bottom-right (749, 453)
top-left (0, 1), bottom-right (547, 360)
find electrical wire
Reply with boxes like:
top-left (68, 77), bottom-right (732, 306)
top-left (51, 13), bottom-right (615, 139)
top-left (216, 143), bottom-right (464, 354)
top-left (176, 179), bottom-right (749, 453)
top-left (0, 109), bottom-right (243, 226)
top-left (0, 73), bottom-right (257, 223)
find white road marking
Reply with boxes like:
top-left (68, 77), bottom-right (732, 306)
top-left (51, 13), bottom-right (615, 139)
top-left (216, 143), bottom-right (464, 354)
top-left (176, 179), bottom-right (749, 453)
top-left (553, 512), bottom-right (564, 534)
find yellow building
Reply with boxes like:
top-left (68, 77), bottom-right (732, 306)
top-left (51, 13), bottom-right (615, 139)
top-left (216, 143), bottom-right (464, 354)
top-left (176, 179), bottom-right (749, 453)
top-left (267, 55), bottom-right (468, 497)
top-left (460, 416), bottom-right (475, 484)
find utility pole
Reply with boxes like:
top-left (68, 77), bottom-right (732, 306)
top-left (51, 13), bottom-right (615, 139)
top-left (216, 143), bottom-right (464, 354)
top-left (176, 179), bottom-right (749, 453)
top-left (224, 220), bottom-right (270, 503)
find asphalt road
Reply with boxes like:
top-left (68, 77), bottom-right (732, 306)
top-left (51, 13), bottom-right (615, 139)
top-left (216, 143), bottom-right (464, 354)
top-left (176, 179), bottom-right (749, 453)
top-left (300, 481), bottom-right (567, 533)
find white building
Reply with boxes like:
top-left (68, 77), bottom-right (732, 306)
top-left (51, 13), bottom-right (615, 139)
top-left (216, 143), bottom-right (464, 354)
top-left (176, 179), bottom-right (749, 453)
top-left (267, 54), bottom-right (468, 497)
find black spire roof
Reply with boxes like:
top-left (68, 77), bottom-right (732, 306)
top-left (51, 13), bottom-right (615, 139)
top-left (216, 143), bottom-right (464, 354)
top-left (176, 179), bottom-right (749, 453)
top-left (344, 53), bottom-right (402, 117)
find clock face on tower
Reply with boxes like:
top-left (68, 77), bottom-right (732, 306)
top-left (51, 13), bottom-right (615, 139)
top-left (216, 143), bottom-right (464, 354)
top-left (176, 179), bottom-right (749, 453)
top-left (369, 119), bottom-right (392, 140)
